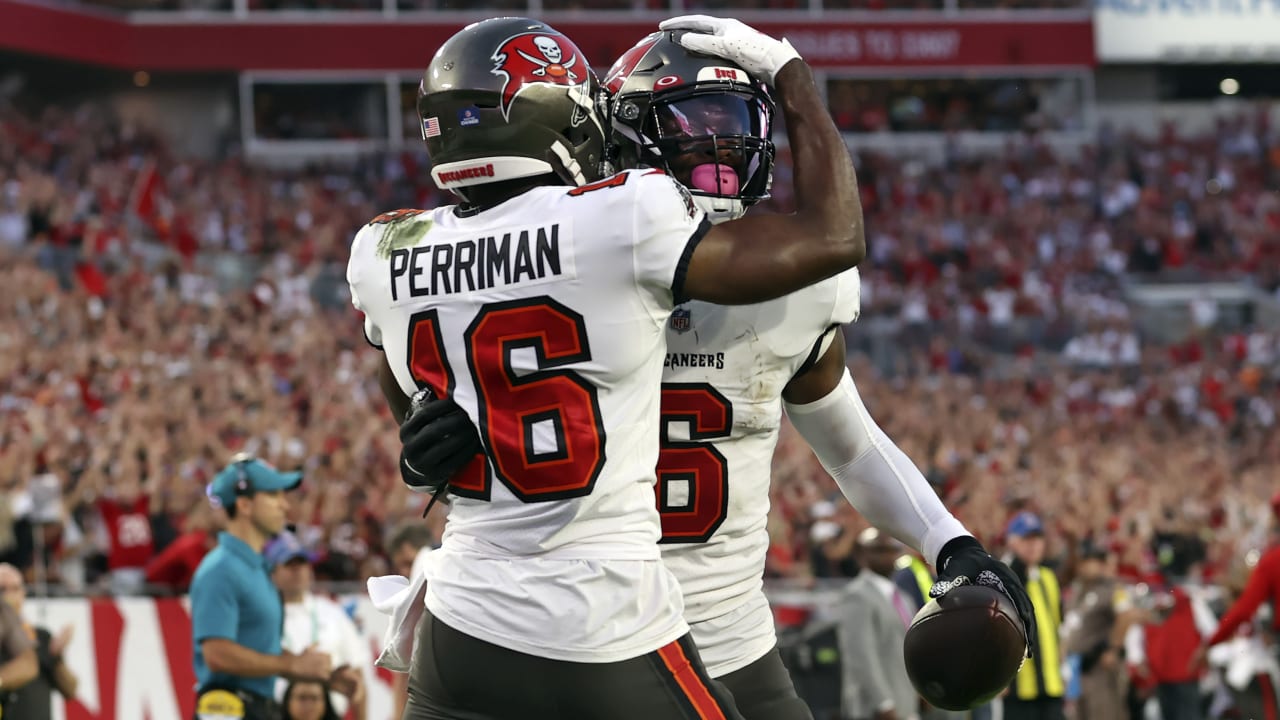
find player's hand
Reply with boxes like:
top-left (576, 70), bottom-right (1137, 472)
top-left (399, 388), bottom-right (483, 494)
top-left (288, 646), bottom-right (333, 682)
top-left (659, 15), bottom-right (801, 85)
top-left (930, 535), bottom-right (1038, 660)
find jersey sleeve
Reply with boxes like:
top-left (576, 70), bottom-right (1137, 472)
top-left (768, 266), bottom-right (863, 372)
top-left (346, 223), bottom-right (385, 349)
top-left (830, 267), bottom-right (862, 326)
top-left (629, 170), bottom-right (711, 307)
top-left (798, 267), bottom-right (863, 371)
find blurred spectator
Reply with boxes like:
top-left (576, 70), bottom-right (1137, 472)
top-left (1062, 542), bottom-right (1132, 720)
top-left (386, 522), bottom-right (434, 579)
top-left (0, 564), bottom-right (77, 720)
top-left (1202, 491), bottom-right (1280, 645)
top-left (144, 502), bottom-right (219, 593)
top-left (83, 440), bottom-right (158, 595)
top-left (1190, 490), bottom-right (1280, 715)
top-left (1003, 512), bottom-right (1066, 720)
top-left (1190, 291), bottom-right (1220, 334)
top-left (1061, 319), bottom-right (1140, 369)
top-left (809, 502), bottom-right (861, 579)
top-left (1126, 585), bottom-right (1217, 720)
top-left (0, 581), bottom-right (37, 711)
top-left (837, 528), bottom-right (919, 720)
top-left (891, 549), bottom-right (934, 613)
top-left (268, 531), bottom-right (367, 718)
top-left (281, 679), bottom-right (345, 720)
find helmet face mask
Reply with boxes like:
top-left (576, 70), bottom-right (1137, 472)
top-left (642, 89), bottom-right (773, 220)
top-left (606, 32), bottom-right (776, 223)
top-left (416, 18), bottom-right (610, 200)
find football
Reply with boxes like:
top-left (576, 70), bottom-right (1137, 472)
top-left (902, 584), bottom-right (1027, 711)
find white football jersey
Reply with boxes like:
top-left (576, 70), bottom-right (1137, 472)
top-left (346, 169), bottom-right (708, 663)
top-left (657, 267), bottom-right (861, 676)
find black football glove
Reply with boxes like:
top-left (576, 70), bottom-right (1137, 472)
top-left (399, 388), bottom-right (483, 498)
top-left (931, 535), bottom-right (1038, 660)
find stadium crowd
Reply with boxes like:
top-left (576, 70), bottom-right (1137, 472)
top-left (0, 97), bottom-right (1278, 597)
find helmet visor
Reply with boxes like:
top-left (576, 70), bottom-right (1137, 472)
top-left (651, 93), bottom-right (758, 139)
top-left (643, 91), bottom-right (772, 202)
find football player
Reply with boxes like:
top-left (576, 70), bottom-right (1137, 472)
top-left (401, 22), bottom-right (1038, 720)
top-left (349, 16), bottom-right (864, 720)
top-left (604, 30), bottom-right (1038, 720)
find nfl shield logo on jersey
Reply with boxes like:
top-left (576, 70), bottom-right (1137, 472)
top-left (670, 306), bottom-right (692, 334)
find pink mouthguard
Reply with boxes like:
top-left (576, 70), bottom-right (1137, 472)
top-left (690, 164), bottom-right (739, 196)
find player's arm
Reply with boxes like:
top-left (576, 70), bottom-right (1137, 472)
top-left (665, 18), bottom-right (864, 305)
top-left (782, 333), bottom-right (968, 566)
top-left (783, 332), bottom-right (1038, 654)
top-left (378, 355), bottom-right (412, 424)
top-left (347, 221), bottom-right (412, 423)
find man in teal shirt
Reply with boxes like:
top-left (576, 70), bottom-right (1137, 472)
top-left (191, 454), bottom-right (332, 720)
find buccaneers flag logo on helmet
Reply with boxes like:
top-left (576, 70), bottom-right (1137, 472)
top-left (491, 32), bottom-right (586, 121)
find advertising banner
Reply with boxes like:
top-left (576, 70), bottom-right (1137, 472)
top-left (1096, 0), bottom-right (1280, 61)
top-left (0, 1), bottom-right (1094, 71)
top-left (22, 596), bottom-right (395, 720)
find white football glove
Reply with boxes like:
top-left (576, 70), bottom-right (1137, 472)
top-left (659, 15), bottom-right (802, 86)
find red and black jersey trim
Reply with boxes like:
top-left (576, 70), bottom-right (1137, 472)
top-left (671, 217), bottom-right (713, 306)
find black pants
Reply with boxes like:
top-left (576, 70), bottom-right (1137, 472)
top-left (404, 612), bottom-right (744, 719)
top-left (717, 648), bottom-right (814, 720)
top-left (1002, 696), bottom-right (1065, 720)
top-left (1156, 681), bottom-right (1203, 720)
top-left (194, 685), bottom-right (282, 720)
